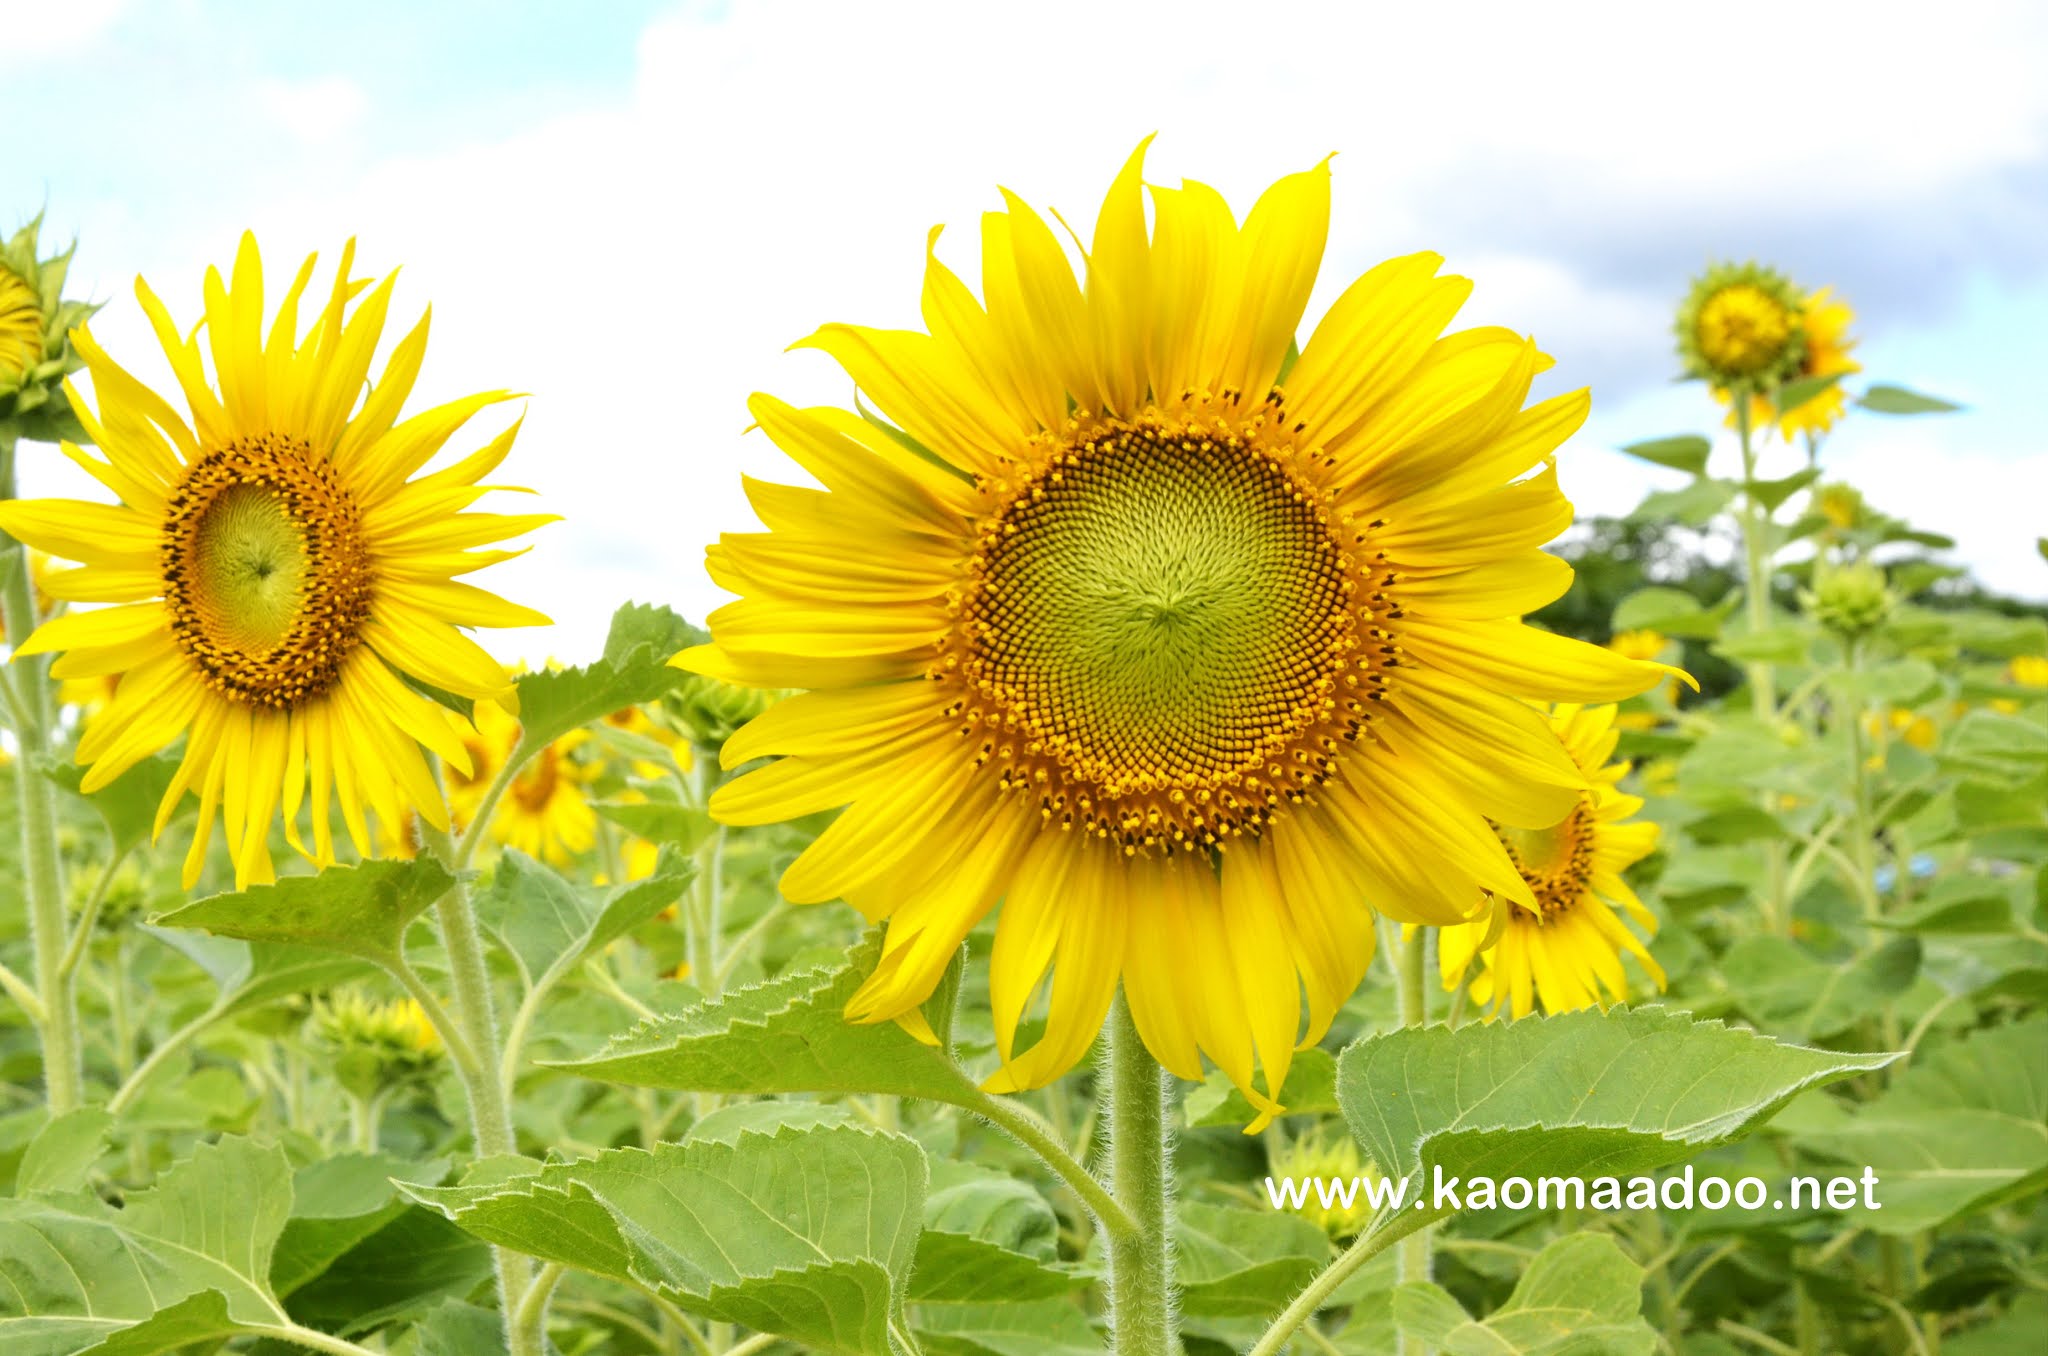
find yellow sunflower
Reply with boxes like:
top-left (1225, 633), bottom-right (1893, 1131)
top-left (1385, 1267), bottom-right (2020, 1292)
top-left (0, 260), bottom-right (39, 384)
top-left (448, 694), bottom-right (597, 866)
top-left (1677, 261), bottom-right (1806, 393)
top-left (680, 144), bottom-right (1676, 1121)
top-left (1722, 286), bottom-right (1861, 439)
top-left (0, 236), bottom-right (552, 888)
top-left (1440, 703), bottom-right (1663, 1018)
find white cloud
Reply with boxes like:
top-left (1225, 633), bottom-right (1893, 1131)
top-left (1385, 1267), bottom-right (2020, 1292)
top-left (0, 0), bottom-right (124, 60)
top-left (257, 75), bottom-right (368, 146)
top-left (25, 0), bottom-right (2048, 666)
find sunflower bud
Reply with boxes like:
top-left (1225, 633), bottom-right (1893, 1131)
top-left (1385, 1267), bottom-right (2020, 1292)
top-left (1676, 261), bottom-right (1808, 393)
top-left (313, 991), bottom-right (444, 1101)
top-left (669, 674), bottom-right (781, 755)
top-left (1268, 1131), bottom-right (1378, 1240)
top-left (1804, 561), bottom-right (1895, 638)
top-left (0, 214), bottom-right (100, 443)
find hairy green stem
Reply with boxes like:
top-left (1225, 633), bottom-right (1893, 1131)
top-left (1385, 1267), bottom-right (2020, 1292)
top-left (2, 429), bottom-right (80, 1111)
top-left (108, 998), bottom-right (227, 1115)
top-left (1391, 924), bottom-right (1433, 1353)
top-left (1248, 1206), bottom-right (1438, 1356)
top-left (959, 1087), bottom-right (1138, 1239)
top-left (1105, 993), bottom-right (1178, 1356)
top-left (417, 804), bottom-right (539, 1356)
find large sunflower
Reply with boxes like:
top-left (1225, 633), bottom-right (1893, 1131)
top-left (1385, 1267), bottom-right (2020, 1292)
top-left (1438, 703), bottom-right (1663, 1018)
top-left (681, 144), bottom-right (1676, 1120)
top-left (0, 235), bottom-right (552, 888)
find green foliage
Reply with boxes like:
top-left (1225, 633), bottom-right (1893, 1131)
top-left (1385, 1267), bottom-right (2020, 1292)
top-left (405, 1120), bottom-right (927, 1355)
top-left (1392, 1235), bottom-right (1656, 1355)
top-left (511, 602), bottom-right (703, 755)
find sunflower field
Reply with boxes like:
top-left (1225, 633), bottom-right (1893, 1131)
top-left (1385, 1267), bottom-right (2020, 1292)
top-left (1, 143), bottom-right (2045, 1356)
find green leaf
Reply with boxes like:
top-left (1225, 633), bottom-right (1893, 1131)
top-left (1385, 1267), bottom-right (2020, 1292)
top-left (1859, 383), bottom-right (1962, 414)
top-left (591, 797), bottom-right (711, 851)
top-left (1681, 805), bottom-right (1786, 846)
top-left (1611, 587), bottom-right (1736, 641)
top-left (1745, 467), bottom-right (1821, 514)
top-left (925, 1170), bottom-right (1059, 1260)
top-left (284, 1207), bottom-right (493, 1336)
top-left (511, 602), bottom-right (703, 754)
top-left (1940, 710), bottom-right (2048, 787)
top-left (1617, 435), bottom-right (1711, 475)
top-left (1175, 1202), bottom-right (1329, 1319)
top-left (0, 1136), bottom-right (295, 1352)
top-left (1871, 878), bottom-right (2015, 936)
top-left (1336, 1007), bottom-right (1895, 1204)
top-left (15, 1108), bottom-right (113, 1195)
top-left (555, 931), bottom-right (982, 1104)
top-left (1710, 624), bottom-right (1810, 666)
top-left (906, 1231), bottom-right (1083, 1303)
top-left (144, 928), bottom-right (377, 1021)
top-left (1628, 478), bottom-right (1737, 528)
top-left (478, 847), bottom-right (693, 990)
top-left (1185, 1048), bottom-right (1338, 1127)
top-left (1772, 371), bottom-right (1846, 417)
top-left (911, 1299), bottom-right (1104, 1356)
top-left (46, 754), bottom-right (180, 856)
top-left (1391, 1233), bottom-right (1655, 1356)
top-left (404, 1120), bottom-right (928, 1356)
top-left (1721, 935), bottom-right (1921, 1040)
top-left (150, 858), bottom-right (456, 967)
top-left (270, 1153), bottom-right (451, 1298)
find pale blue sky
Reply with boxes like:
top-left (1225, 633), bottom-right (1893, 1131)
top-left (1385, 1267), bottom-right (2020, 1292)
top-left (7, 0), bottom-right (2044, 659)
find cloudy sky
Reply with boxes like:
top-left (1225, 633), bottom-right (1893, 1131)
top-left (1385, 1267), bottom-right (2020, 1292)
top-left (8, 0), bottom-right (2045, 662)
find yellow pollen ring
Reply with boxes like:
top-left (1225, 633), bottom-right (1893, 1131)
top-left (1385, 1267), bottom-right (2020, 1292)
top-left (161, 432), bottom-right (374, 710)
top-left (940, 398), bottom-right (1398, 855)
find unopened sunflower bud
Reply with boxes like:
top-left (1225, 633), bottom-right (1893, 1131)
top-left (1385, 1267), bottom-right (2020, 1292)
top-left (1805, 561), bottom-right (1895, 637)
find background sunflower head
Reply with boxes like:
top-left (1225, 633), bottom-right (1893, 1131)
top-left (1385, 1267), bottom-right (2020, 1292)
top-left (1677, 260), bottom-right (1808, 393)
top-left (0, 212), bottom-right (101, 443)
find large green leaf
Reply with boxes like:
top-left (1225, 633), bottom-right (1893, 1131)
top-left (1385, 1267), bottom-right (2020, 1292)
top-left (478, 847), bottom-right (693, 990)
top-left (905, 1231), bottom-right (1083, 1304)
top-left (403, 1119), bottom-right (928, 1356)
top-left (1391, 1233), bottom-right (1655, 1355)
top-left (1858, 383), bottom-right (1961, 414)
top-left (1616, 435), bottom-right (1711, 475)
top-left (555, 932), bottom-right (981, 1103)
top-left (1720, 935), bottom-right (1921, 1039)
top-left (144, 928), bottom-right (375, 1021)
top-left (46, 754), bottom-right (181, 856)
top-left (1628, 478), bottom-right (1737, 528)
top-left (511, 602), bottom-right (702, 753)
top-left (270, 1153), bottom-right (452, 1298)
top-left (0, 1137), bottom-right (297, 1353)
top-left (1174, 1202), bottom-right (1329, 1318)
top-left (1798, 1019), bottom-right (2048, 1234)
top-left (150, 858), bottom-right (457, 967)
top-left (1336, 1008), bottom-right (1895, 1208)
top-left (1185, 1048), bottom-right (1338, 1128)
top-left (912, 1299), bottom-right (1104, 1356)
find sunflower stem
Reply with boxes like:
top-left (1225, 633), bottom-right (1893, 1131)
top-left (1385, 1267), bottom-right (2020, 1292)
top-left (1247, 1205), bottom-right (1438, 1356)
top-left (1104, 992), bottom-right (1179, 1356)
top-left (417, 800), bottom-right (541, 1356)
top-left (1841, 637), bottom-right (1884, 923)
top-left (1, 428), bottom-right (81, 1113)
top-left (1734, 398), bottom-right (1791, 934)
top-left (1390, 924), bottom-right (1433, 1354)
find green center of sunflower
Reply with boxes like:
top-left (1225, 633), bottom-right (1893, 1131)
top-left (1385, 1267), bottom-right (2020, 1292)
top-left (1697, 284), bottom-right (1792, 377)
top-left (949, 402), bottom-right (1391, 854)
top-left (1496, 799), bottom-right (1594, 919)
top-left (162, 433), bottom-right (374, 710)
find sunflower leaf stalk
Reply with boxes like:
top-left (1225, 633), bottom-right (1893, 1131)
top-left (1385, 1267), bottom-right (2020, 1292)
top-left (1733, 397), bottom-right (1792, 932)
top-left (0, 427), bottom-right (80, 1112)
top-left (1104, 993), bottom-right (1180, 1356)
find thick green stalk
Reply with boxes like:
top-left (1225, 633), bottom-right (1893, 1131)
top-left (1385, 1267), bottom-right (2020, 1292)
top-left (1734, 400), bottom-right (1791, 931)
top-left (1105, 993), bottom-right (1179, 1356)
top-left (416, 809), bottom-right (539, 1356)
top-left (1391, 925), bottom-right (1432, 1354)
top-left (1, 429), bottom-right (80, 1112)
top-left (1842, 637), bottom-right (1883, 922)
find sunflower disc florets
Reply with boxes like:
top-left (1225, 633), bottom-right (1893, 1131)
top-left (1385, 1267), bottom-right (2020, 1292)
top-left (1676, 261), bottom-right (1809, 393)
